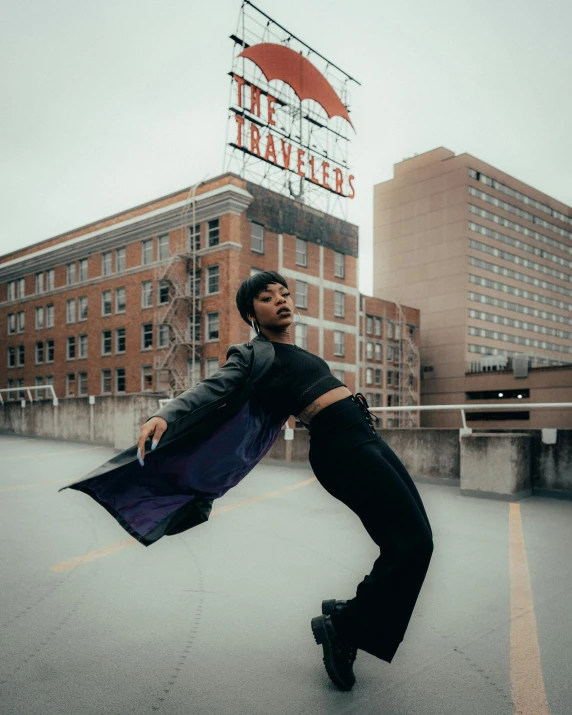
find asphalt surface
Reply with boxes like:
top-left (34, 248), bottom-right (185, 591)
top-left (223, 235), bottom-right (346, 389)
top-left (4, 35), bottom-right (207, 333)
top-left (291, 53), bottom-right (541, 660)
top-left (1, 433), bottom-right (571, 715)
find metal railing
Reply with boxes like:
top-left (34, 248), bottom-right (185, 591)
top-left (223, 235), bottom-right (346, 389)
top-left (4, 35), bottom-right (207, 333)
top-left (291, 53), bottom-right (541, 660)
top-left (366, 402), bottom-right (572, 432)
top-left (0, 385), bottom-right (58, 406)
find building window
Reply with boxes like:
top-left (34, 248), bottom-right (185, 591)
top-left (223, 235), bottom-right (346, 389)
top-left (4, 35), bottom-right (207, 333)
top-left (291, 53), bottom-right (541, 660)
top-left (375, 343), bottom-right (382, 361)
top-left (208, 219), bottom-right (220, 247)
top-left (366, 341), bottom-right (373, 360)
top-left (7, 313), bottom-right (15, 335)
top-left (366, 367), bottom-right (373, 384)
top-left (46, 304), bottom-right (55, 327)
top-left (334, 251), bottom-right (345, 278)
top-left (388, 345), bottom-right (394, 361)
top-left (66, 336), bottom-right (76, 360)
top-left (206, 312), bottom-right (219, 341)
top-left (387, 321), bottom-right (394, 339)
top-left (188, 313), bottom-right (200, 341)
top-left (78, 296), bottom-right (88, 321)
top-left (102, 290), bottom-right (112, 316)
top-left (375, 369), bottom-right (382, 385)
top-left (158, 234), bottom-right (170, 260)
top-left (78, 258), bottom-right (88, 282)
top-left (34, 376), bottom-right (45, 400)
top-left (35, 272), bottom-right (44, 294)
top-left (66, 373), bottom-right (76, 397)
top-left (66, 263), bottom-right (76, 285)
top-left (205, 358), bottom-right (219, 378)
top-left (142, 323), bottom-right (153, 350)
top-left (115, 368), bottom-right (126, 393)
top-left (142, 239), bottom-right (153, 265)
top-left (7, 281), bottom-right (16, 301)
top-left (45, 374), bottom-right (54, 396)
top-left (295, 322), bottom-right (308, 350)
top-left (115, 287), bottom-right (126, 313)
top-left (17, 311), bottom-right (25, 333)
top-left (115, 327), bottom-right (126, 353)
top-left (188, 224), bottom-right (200, 251)
top-left (46, 340), bottom-right (54, 362)
top-left (158, 324), bottom-right (169, 347)
top-left (66, 298), bottom-right (76, 324)
top-left (101, 369), bottom-right (112, 394)
top-left (7, 346), bottom-right (16, 368)
top-left (102, 330), bottom-right (112, 355)
top-left (334, 291), bottom-right (345, 318)
top-left (142, 281), bottom-right (153, 308)
top-left (116, 247), bottom-right (126, 272)
top-left (334, 330), bottom-right (345, 357)
top-left (188, 270), bottom-right (201, 297)
top-left (332, 368), bottom-right (344, 382)
top-left (366, 315), bottom-right (373, 334)
top-left (296, 238), bottom-right (308, 267)
top-left (206, 265), bottom-right (219, 294)
top-left (375, 318), bottom-right (382, 336)
top-left (46, 269), bottom-right (55, 291)
top-left (17, 345), bottom-right (24, 366)
top-left (35, 306), bottom-right (44, 330)
top-left (295, 280), bottom-right (308, 309)
top-left (79, 334), bottom-right (88, 359)
top-left (158, 280), bottom-right (169, 305)
top-left (17, 278), bottom-right (25, 298)
top-left (375, 393), bottom-right (381, 407)
top-left (387, 370), bottom-right (394, 386)
top-left (187, 359), bottom-right (201, 386)
top-left (141, 365), bottom-right (153, 391)
top-left (78, 372), bottom-right (88, 395)
top-left (251, 223), bottom-right (264, 253)
top-left (102, 252), bottom-right (112, 276)
top-left (35, 341), bottom-right (44, 364)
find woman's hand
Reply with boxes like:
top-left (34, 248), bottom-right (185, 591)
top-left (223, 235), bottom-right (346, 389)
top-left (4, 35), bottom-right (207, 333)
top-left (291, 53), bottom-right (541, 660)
top-left (137, 416), bottom-right (168, 466)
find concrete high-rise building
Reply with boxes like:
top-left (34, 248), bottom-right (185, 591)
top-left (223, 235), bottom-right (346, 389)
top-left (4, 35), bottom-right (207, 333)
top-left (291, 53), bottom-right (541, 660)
top-left (374, 147), bottom-right (572, 428)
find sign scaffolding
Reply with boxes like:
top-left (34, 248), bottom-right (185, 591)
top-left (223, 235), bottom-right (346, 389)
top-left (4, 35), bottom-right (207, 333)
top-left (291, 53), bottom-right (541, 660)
top-left (224, 0), bottom-right (360, 218)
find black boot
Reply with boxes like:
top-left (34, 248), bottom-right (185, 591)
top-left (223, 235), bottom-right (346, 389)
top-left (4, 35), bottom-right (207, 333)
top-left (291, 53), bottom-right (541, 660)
top-left (321, 600), bottom-right (358, 666)
top-left (311, 614), bottom-right (357, 691)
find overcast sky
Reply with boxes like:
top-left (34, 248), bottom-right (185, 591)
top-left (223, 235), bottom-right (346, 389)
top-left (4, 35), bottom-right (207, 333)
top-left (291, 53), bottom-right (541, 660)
top-left (2, 0), bottom-right (571, 296)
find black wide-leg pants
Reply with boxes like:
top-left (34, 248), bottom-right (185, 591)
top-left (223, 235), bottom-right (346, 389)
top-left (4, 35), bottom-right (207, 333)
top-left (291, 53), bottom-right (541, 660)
top-left (307, 394), bottom-right (434, 663)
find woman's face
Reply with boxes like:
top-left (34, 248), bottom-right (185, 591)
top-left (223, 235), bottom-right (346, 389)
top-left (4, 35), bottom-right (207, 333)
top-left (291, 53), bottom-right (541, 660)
top-left (247, 282), bottom-right (295, 335)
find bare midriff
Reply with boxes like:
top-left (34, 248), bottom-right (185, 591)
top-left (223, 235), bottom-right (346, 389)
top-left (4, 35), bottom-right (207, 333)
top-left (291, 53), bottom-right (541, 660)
top-left (295, 385), bottom-right (353, 424)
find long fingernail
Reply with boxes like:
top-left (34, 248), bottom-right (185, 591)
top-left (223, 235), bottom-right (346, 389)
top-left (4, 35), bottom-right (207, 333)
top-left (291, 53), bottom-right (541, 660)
top-left (151, 441), bottom-right (158, 451)
top-left (137, 448), bottom-right (144, 467)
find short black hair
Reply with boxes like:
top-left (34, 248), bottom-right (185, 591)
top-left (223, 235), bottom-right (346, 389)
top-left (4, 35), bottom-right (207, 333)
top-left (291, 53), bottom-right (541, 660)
top-left (235, 270), bottom-right (289, 327)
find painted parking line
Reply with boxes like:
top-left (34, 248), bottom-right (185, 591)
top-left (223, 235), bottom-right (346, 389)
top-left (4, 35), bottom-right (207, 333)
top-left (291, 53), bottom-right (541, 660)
top-left (50, 475), bottom-right (317, 572)
top-left (509, 502), bottom-right (549, 715)
top-left (0, 445), bottom-right (107, 461)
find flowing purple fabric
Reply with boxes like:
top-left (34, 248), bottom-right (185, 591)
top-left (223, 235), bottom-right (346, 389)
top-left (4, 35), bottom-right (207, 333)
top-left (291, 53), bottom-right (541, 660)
top-left (73, 397), bottom-right (288, 541)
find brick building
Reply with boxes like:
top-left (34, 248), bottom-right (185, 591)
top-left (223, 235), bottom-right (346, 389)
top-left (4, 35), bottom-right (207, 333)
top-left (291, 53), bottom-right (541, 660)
top-left (0, 174), bottom-right (420, 428)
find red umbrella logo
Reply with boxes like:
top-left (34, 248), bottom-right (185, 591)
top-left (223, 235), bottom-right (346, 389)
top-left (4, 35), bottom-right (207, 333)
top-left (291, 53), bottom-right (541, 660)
top-left (238, 43), bottom-right (353, 127)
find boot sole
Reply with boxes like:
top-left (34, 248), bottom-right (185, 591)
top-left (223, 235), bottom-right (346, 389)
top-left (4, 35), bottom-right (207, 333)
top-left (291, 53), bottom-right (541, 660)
top-left (311, 615), bottom-right (354, 691)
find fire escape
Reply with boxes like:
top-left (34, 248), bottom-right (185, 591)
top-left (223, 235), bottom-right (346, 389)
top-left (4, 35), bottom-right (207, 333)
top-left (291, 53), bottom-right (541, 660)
top-left (153, 233), bottom-right (202, 398)
top-left (394, 301), bottom-right (420, 428)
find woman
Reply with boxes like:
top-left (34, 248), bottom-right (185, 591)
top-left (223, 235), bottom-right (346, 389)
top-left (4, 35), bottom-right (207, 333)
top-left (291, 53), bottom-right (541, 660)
top-left (60, 270), bottom-right (433, 692)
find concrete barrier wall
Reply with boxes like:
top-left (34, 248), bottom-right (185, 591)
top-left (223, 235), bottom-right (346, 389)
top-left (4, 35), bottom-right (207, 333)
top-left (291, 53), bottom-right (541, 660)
top-left (1, 398), bottom-right (571, 497)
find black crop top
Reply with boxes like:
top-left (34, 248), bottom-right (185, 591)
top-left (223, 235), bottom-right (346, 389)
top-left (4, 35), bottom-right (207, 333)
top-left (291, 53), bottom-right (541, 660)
top-left (256, 342), bottom-right (346, 419)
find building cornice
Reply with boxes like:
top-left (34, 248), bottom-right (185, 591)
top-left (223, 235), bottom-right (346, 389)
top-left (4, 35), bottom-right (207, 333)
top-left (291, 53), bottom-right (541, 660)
top-left (0, 185), bottom-right (252, 282)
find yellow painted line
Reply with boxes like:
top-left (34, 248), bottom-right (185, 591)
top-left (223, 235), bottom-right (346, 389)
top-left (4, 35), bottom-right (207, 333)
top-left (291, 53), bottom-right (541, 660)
top-left (509, 502), bottom-right (549, 715)
top-left (0, 478), bottom-right (70, 493)
top-left (50, 475), bottom-right (317, 572)
top-left (0, 445), bottom-right (107, 461)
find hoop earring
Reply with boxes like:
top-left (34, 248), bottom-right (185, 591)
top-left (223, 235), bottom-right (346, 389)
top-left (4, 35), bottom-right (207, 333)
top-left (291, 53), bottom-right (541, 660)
top-left (250, 320), bottom-right (259, 334)
top-left (292, 309), bottom-right (302, 326)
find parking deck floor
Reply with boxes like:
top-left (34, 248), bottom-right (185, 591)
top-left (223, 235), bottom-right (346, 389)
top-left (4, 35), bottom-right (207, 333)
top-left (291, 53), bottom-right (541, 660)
top-left (1, 433), bottom-right (571, 715)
